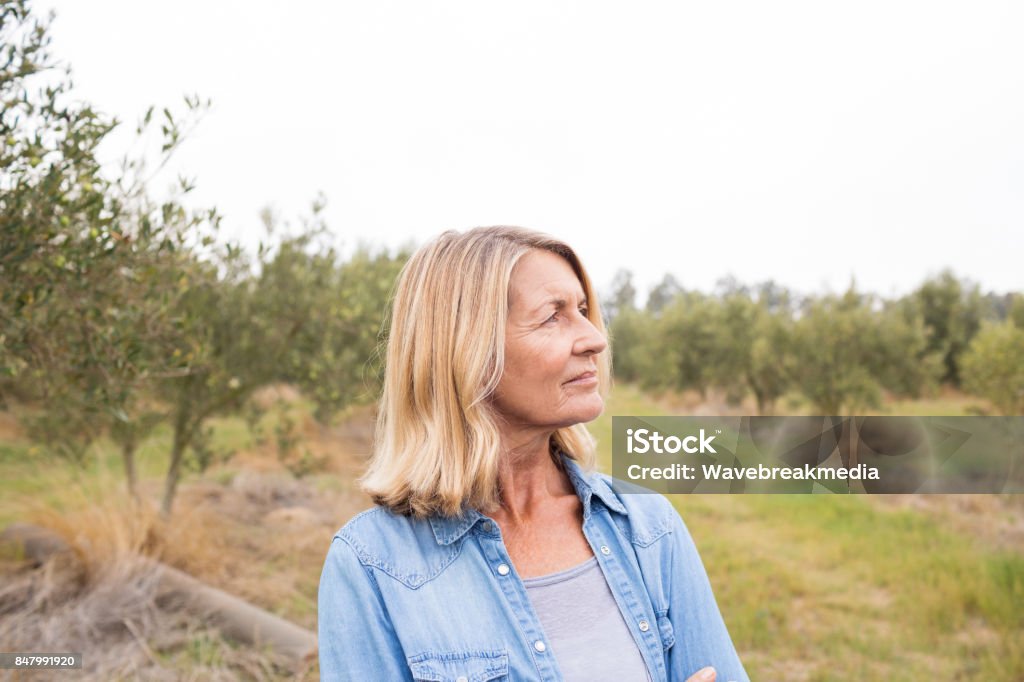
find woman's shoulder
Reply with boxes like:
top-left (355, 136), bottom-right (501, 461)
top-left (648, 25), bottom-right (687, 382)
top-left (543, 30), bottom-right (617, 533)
top-left (334, 505), bottom-right (427, 555)
top-left (330, 506), bottom-right (465, 588)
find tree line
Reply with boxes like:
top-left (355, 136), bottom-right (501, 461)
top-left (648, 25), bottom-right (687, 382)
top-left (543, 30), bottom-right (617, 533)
top-left (604, 270), bottom-right (1024, 416)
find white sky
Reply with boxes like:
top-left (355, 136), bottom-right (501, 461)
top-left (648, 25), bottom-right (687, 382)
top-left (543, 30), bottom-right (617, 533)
top-left (37, 0), bottom-right (1024, 301)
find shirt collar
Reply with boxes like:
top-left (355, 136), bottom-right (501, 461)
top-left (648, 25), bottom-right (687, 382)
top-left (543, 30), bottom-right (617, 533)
top-left (428, 453), bottom-right (627, 546)
top-left (559, 453), bottom-right (629, 518)
top-left (428, 508), bottom-right (484, 546)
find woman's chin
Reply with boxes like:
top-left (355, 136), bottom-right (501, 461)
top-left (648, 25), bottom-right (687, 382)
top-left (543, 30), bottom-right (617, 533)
top-left (568, 395), bottom-right (605, 425)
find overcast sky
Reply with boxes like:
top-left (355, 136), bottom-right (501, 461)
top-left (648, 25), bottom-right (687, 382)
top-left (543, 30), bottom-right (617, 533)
top-left (37, 0), bottom-right (1024, 301)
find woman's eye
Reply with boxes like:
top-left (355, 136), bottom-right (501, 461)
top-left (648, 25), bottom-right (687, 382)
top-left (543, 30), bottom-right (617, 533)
top-left (544, 305), bottom-right (587, 324)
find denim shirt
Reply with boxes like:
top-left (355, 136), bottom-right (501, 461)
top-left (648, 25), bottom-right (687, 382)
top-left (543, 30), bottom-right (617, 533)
top-left (318, 456), bottom-right (750, 682)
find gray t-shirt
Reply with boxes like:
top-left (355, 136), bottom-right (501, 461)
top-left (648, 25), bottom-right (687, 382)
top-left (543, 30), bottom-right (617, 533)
top-left (523, 557), bottom-right (653, 682)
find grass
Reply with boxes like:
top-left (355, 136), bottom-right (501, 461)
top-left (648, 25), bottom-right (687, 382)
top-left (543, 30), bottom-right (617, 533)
top-left (0, 385), bottom-right (1021, 680)
top-left (687, 494), bottom-right (1024, 679)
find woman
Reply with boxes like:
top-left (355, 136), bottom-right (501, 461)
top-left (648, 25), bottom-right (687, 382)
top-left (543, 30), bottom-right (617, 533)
top-left (318, 227), bottom-right (748, 681)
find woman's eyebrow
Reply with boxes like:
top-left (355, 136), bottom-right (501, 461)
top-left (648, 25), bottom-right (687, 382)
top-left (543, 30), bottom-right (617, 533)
top-left (529, 296), bottom-right (587, 315)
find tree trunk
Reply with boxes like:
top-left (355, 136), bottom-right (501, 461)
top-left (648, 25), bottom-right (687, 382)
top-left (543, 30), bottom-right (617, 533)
top-left (121, 435), bottom-right (138, 501)
top-left (161, 396), bottom-right (192, 518)
top-left (752, 384), bottom-right (767, 416)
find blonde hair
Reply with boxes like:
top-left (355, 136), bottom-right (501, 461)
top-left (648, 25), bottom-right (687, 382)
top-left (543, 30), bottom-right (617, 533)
top-left (361, 226), bottom-right (610, 518)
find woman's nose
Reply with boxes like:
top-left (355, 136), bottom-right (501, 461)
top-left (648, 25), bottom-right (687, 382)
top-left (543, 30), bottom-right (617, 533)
top-left (575, 318), bottom-right (608, 356)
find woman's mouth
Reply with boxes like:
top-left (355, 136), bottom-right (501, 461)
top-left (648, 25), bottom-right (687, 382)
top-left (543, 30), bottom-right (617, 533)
top-left (564, 371), bottom-right (597, 386)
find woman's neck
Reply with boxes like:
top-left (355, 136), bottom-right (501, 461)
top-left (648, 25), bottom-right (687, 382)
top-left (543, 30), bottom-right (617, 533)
top-left (492, 431), bottom-right (574, 525)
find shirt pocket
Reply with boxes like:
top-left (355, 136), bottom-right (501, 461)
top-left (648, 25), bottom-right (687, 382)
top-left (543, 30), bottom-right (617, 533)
top-left (656, 609), bottom-right (675, 652)
top-left (407, 650), bottom-right (509, 682)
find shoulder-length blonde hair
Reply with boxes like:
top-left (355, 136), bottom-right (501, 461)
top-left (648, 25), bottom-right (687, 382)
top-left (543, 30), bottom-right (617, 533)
top-left (360, 226), bottom-right (610, 518)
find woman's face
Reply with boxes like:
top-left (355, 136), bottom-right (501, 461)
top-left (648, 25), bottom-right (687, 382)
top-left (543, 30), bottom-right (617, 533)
top-left (492, 249), bottom-right (607, 433)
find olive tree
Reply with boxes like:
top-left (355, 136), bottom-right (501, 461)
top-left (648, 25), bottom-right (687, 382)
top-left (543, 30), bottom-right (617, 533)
top-left (1, 0), bottom-right (223, 500)
top-left (961, 321), bottom-right (1024, 415)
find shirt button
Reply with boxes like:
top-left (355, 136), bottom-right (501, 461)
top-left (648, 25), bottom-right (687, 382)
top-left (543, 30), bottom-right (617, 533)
top-left (639, 619), bottom-right (650, 632)
top-left (482, 521), bottom-right (494, 533)
top-left (534, 640), bottom-right (546, 653)
top-left (497, 563), bottom-right (510, 576)
top-left (600, 545), bottom-right (611, 555)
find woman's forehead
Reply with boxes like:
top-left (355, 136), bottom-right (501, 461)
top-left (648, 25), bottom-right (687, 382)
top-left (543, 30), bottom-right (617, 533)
top-left (508, 250), bottom-right (585, 307)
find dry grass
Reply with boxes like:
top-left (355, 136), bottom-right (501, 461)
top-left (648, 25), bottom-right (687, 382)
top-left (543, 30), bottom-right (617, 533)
top-left (0, 463), bottom-right (355, 681)
top-left (871, 493), bottom-right (1024, 552)
top-left (0, 412), bottom-right (23, 442)
top-left (0, 485), bottom-right (173, 680)
top-left (156, 470), bottom-right (366, 629)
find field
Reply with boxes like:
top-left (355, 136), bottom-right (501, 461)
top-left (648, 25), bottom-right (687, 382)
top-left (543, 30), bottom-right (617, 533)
top-left (1, 386), bottom-right (1022, 680)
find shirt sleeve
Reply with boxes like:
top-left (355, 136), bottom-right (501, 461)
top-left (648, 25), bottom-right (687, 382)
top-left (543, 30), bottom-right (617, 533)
top-left (666, 508), bottom-right (750, 682)
top-left (318, 536), bottom-right (412, 681)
